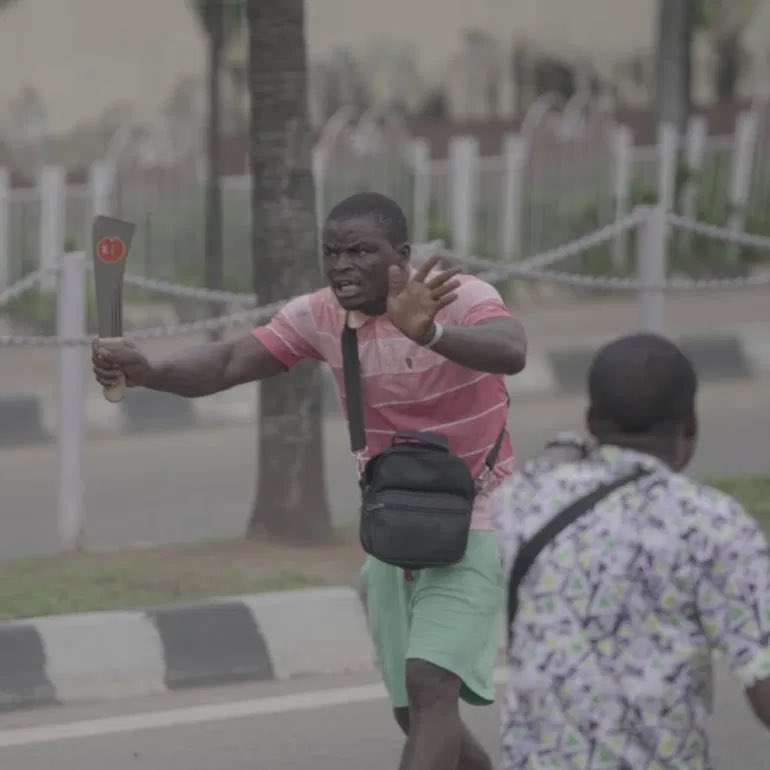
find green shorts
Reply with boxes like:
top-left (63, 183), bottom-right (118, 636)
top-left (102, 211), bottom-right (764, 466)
top-left (361, 530), bottom-right (504, 709)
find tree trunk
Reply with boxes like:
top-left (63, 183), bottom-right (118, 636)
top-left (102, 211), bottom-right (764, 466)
top-left (204, 0), bottom-right (224, 341)
top-left (246, 0), bottom-right (332, 543)
top-left (655, 0), bottom-right (694, 135)
top-left (715, 32), bottom-right (741, 102)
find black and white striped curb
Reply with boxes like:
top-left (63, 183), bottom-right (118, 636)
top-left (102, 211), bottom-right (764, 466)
top-left (1, 331), bottom-right (768, 446)
top-left (0, 587), bottom-right (375, 712)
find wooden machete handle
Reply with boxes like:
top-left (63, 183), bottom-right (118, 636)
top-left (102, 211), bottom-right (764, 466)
top-left (99, 336), bottom-right (127, 403)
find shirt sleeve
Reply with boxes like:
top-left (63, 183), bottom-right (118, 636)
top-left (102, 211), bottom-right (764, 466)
top-left (251, 294), bottom-right (323, 370)
top-left (489, 457), bottom-right (553, 573)
top-left (695, 499), bottom-right (770, 688)
top-left (450, 276), bottom-right (514, 327)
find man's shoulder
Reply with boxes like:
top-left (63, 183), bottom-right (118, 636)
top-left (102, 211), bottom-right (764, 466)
top-left (441, 273), bottom-right (508, 322)
top-left (671, 474), bottom-right (758, 533)
top-left (454, 273), bottom-right (501, 296)
top-left (669, 473), bottom-right (743, 516)
top-left (280, 288), bottom-right (339, 325)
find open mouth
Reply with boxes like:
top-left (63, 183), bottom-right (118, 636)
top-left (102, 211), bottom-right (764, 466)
top-left (332, 278), bottom-right (362, 299)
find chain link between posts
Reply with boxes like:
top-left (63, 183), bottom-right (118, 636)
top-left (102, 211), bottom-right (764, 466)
top-left (0, 268), bottom-right (50, 307)
top-left (666, 214), bottom-right (770, 252)
top-left (0, 210), bottom-right (768, 348)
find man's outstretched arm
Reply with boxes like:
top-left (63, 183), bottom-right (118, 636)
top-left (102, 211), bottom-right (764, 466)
top-left (92, 334), bottom-right (286, 398)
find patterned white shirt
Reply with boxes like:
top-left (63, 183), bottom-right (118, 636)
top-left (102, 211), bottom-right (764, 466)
top-left (491, 445), bottom-right (770, 770)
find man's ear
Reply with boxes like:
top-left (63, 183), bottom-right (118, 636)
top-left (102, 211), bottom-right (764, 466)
top-left (396, 242), bottom-right (411, 266)
top-left (586, 405), bottom-right (597, 438)
top-left (684, 408), bottom-right (698, 440)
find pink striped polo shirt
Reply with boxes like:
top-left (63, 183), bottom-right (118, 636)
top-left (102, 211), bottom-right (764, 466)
top-left (252, 274), bottom-right (516, 529)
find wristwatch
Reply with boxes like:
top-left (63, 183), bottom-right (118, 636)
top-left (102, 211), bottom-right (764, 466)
top-left (544, 430), bottom-right (592, 458)
top-left (422, 321), bottom-right (444, 349)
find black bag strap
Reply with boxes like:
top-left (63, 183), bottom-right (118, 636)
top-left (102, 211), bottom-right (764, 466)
top-left (392, 431), bottom-right (449, 451)
top-left (340, 321), bottom-right (509, 468)
top-left (506, 467), bottom-right (652, 638)
top-left (484, 412), bottom-right (507, 472)
top-left (341, 323), bottom-right (366, 452)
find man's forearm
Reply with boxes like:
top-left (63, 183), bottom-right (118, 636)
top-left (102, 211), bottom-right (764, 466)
top-left (144, 342), bottom-right (233, 397)
top-left (429, 321), bottom-right (526, 374)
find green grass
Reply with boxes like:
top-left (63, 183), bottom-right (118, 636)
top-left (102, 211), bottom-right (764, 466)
top-left (705, 474), bottom-right (770, 536)
top-left (0, 476), bottom-right (766, 622)
top-left (0, 532), bottom-right (364, 621)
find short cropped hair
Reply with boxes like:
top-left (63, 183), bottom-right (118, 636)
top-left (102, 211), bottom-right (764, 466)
top-left (325, 192), bottom-right (408, 245)
top-left (588, 333), bottom-right (697, 436)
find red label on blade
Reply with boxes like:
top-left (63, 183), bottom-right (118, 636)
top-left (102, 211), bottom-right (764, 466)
top-left (97, 237), bottom-right (126, 263)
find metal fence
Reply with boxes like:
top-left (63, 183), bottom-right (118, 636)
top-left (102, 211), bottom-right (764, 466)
top-left (2, 97), bottom-right (770, 299)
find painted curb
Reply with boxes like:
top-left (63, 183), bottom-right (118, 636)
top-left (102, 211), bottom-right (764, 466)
top-left (0, 587), bottom-right (377, 712)
top-left (1, 332), bottom-right (767, 445)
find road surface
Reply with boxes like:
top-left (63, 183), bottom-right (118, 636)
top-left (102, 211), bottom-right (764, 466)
top-left (1, 376), bottom-right (769, 561)
top-left (0, 662), bottom-right (766, 769)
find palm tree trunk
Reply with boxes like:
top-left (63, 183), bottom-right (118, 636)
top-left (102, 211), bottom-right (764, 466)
top-left (655, 0), bottom-right (694, 135)
top-left (245, 0), bottom-right (332, 542)
top-left (204, 0), bottom-right (224, 341)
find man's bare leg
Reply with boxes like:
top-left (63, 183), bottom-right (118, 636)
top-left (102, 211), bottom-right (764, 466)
top-left (394, 660), bottom-right (493, 770)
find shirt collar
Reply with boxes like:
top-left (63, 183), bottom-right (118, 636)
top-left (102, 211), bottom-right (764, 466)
top-left (592, 443), bottom-right (671, 475)
top-left (345, 309), bottom-right (374, 330)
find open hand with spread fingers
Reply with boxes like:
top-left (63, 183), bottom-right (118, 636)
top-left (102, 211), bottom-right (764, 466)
top-left (386, 254), bottom-right (463, 345)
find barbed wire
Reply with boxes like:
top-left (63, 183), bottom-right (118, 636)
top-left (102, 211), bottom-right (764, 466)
top-left (667, 214), bottom-right (770, 251)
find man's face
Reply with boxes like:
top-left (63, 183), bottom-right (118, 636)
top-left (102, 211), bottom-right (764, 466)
top-left (322, 214), bottom-right (410, 315)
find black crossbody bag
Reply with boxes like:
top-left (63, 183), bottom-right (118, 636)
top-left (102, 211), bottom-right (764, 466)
top-left (341, 323), bottom-right (507, 570)
top-left (506, 467), bottom-right (652, 641)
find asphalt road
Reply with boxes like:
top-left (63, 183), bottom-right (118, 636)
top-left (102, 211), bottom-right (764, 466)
top-left (1, 376), bottom-right (770, 561)
top-left (0, 662), bottom-right (766, 770)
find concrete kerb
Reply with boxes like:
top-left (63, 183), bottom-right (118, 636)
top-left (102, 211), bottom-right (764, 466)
top-left (0, 587), bottom-right (378, 712)
top-left (2, 331), bottom-right (767, 444)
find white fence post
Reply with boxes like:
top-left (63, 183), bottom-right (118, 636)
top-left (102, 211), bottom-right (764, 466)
top-left (39, 164), bottom-right (66, 293)
top-left (657, 122), bottom-right (679, 213)
top-left (57, 251), bottom-right (87, 551)
top-left (411, 138), bottom-right (431, 244)
top-left (679, 115), bottom-right (707, 253)
top-left (0, 167), bottom-right (9, 290)
top-left (727, 109), bottom-right (759, 262)
top-left (501, 133), bottom-right (527, 260)
top-left (611, 125), bottom-right (633, 269)
top-left (449, 135), bottom-right (479, 257)
top-left (636, 205), bottom-right (667, 335)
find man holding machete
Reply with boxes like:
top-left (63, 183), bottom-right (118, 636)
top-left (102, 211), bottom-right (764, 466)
top-left (92, 192), bottom-right (527, 770)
